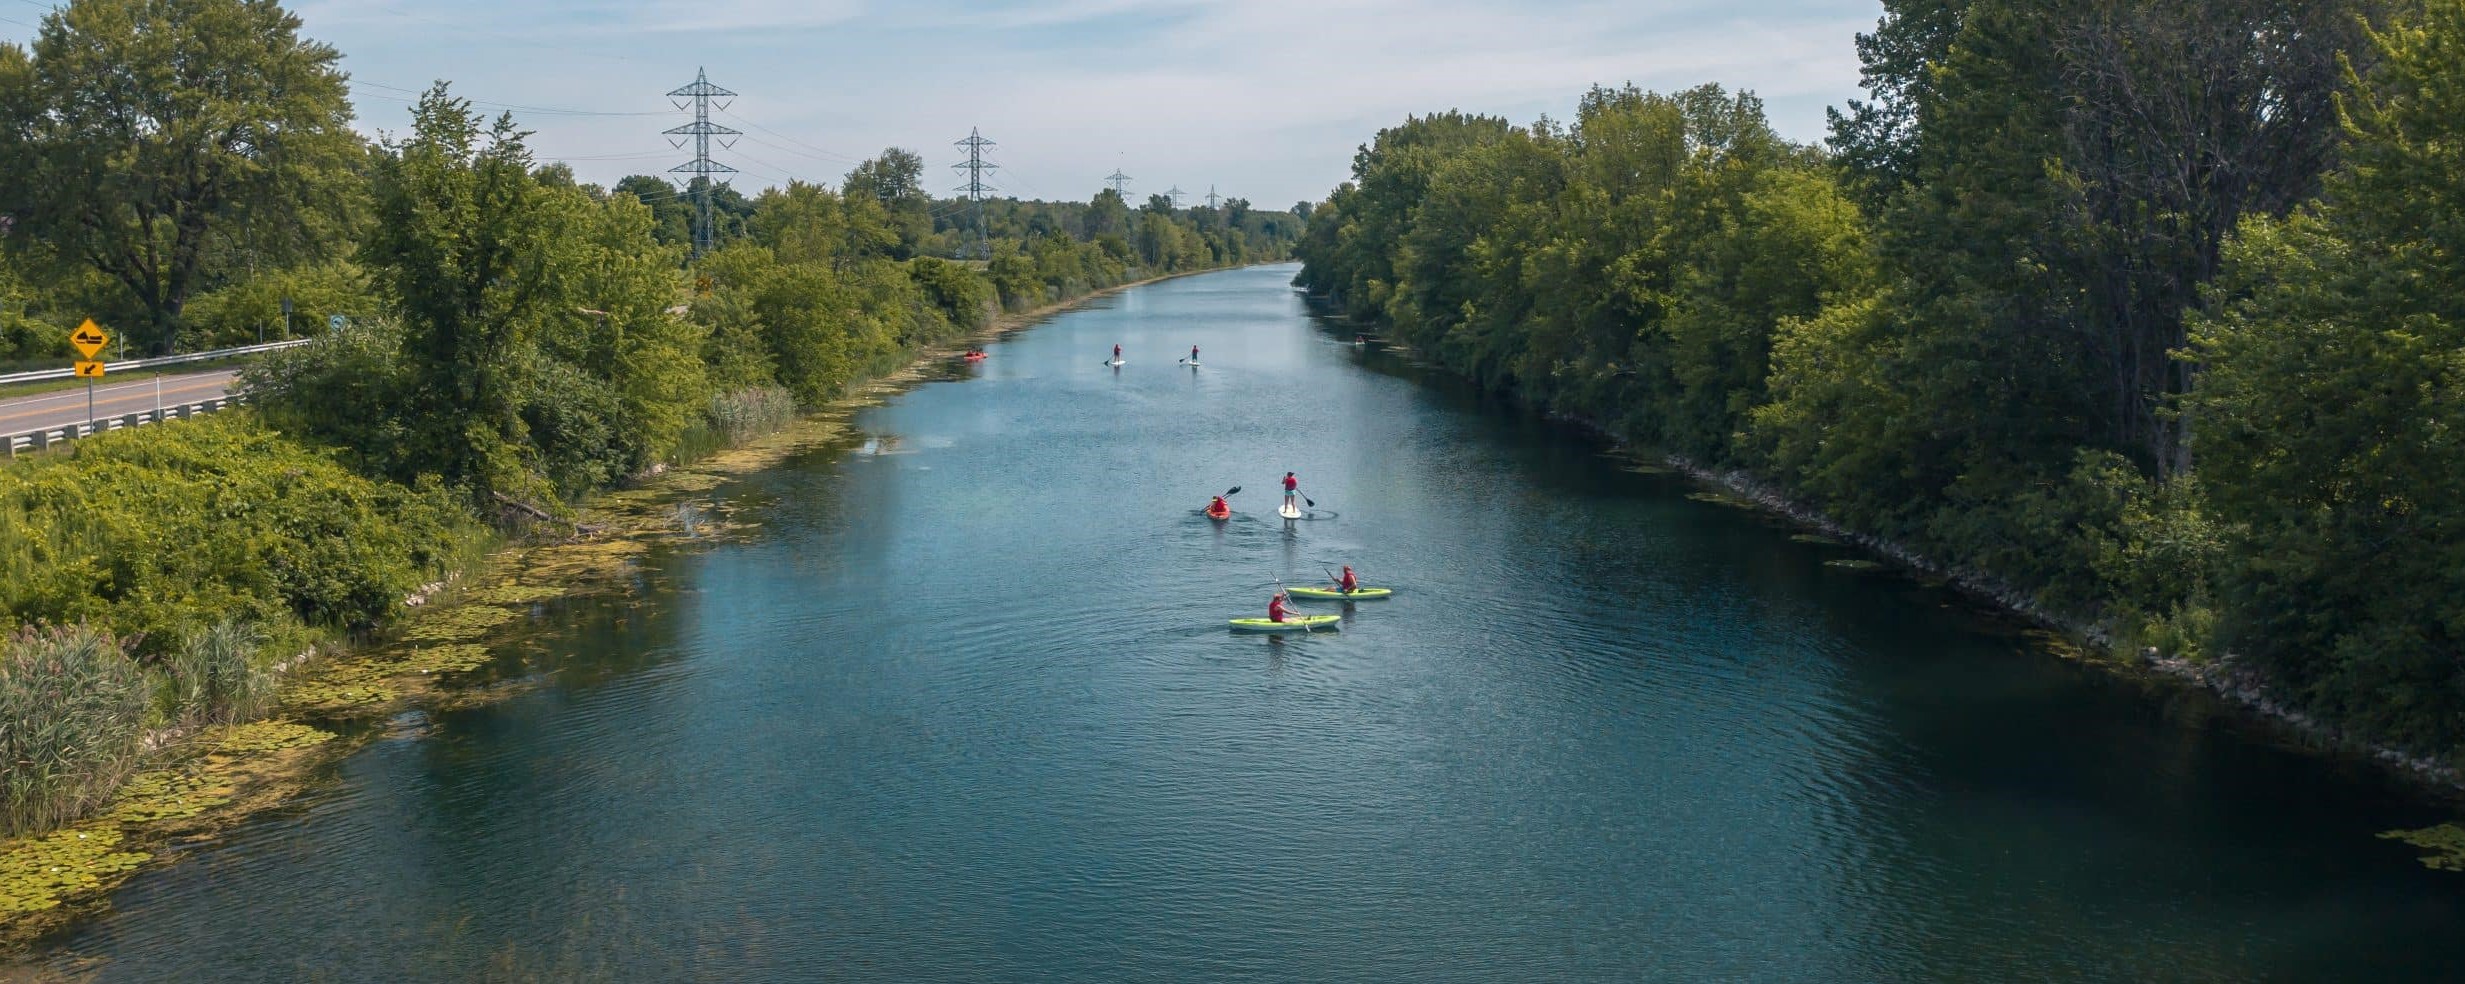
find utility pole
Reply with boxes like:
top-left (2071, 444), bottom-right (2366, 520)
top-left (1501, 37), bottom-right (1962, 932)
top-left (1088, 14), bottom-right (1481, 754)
top-left (1105, 169), bottom-right (1132, 196)
top-left (666, 68), bottom-right (740, 258)
top-left (952, 127), bottom-right (998, 261)
top-left (1205, 185), bottom-right (1221, 210)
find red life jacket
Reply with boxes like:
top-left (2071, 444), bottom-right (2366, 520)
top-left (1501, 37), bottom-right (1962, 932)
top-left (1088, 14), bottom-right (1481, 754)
top-left (1340, 569), bottom-right (1357, 592)
top-left (1268, 596), bottom-right (1287, 622)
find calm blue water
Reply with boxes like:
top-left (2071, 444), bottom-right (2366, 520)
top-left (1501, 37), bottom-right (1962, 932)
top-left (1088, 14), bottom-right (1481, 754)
top-left (17, 264), bottom-right (2464, 982)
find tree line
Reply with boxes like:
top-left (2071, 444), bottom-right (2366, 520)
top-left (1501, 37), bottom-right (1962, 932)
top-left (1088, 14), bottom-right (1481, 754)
top-left (1296, 0), bottom-right (2465, 756)
top-left (0, 0), bottom-right (1303, 836)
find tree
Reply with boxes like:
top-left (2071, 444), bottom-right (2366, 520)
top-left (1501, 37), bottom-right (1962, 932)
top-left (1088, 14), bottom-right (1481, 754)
top-left (2186, 2), bottom-right (2465, 751)
top-left (0, 0), bottom-right (358, 353)
top-left (844, 148), bottom-right (931, 257)
top-left (363, 85), bottom-right (570, 502)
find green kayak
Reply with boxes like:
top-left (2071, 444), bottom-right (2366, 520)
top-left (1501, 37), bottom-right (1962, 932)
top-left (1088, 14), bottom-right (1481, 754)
top-left (1228, 615), bottom-right (1341, 633)
top-left (1285, 586), bottom-right (1392, 601)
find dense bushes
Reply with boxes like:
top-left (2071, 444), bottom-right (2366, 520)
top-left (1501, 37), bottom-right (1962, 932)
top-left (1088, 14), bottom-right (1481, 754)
top-left (0, 413), bottom-right (479, 649)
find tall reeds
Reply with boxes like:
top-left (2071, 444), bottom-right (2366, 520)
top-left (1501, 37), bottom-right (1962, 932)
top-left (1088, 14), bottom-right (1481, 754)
top-left (0, 624), bottom-right (151, 836)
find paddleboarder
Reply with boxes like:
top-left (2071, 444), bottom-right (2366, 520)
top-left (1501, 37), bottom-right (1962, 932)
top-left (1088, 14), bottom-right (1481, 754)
top-left (1282, 471), bottom-right (1299, 512)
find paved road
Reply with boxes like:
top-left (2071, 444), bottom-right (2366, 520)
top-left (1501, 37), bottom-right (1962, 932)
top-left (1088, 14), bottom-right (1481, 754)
top-left (0, 369), bottom-right (241, 436)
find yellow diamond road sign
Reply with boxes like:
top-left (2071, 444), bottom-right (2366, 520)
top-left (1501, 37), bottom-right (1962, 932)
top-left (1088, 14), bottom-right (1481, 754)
top-left (73, 360), bottom-right (105, 378)
top-left (70, 319), bottom-right (108, 359)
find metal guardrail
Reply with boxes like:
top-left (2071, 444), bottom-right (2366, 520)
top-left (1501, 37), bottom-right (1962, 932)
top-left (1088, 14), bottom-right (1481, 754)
top-left (0, 337), bottom-right (312, 386)
top-left (4, 394), bottom-right (249, 458)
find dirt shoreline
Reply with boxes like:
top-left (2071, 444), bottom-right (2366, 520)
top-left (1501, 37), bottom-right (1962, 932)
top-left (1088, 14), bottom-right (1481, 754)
top-left (0, 264), bottom-right (1259, 956)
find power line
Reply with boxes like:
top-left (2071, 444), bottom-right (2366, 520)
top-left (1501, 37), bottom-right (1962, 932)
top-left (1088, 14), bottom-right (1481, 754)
top-left (665, 68), bottom-right (739, 258)
top-left (952, 127), bottom-right (997, 261)
top-left (350, 79), bottom-right (672, 118)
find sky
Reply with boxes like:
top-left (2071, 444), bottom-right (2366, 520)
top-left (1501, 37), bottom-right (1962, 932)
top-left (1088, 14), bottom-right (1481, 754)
top-left (6, 0), bottom-right (1887, 209)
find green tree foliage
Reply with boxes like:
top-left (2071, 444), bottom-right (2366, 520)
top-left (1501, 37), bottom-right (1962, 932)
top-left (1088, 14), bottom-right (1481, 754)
top-left (844, 148), bottom-right (934, 258)
top-left (0, 0), bottom-right (359, 353)
top-left (2187, 2), bottom-right (2465, 751)
top-left (1297, 88), bottom-right (1866, 463)
top-left (1299, 0), bottom-right (2455, 756)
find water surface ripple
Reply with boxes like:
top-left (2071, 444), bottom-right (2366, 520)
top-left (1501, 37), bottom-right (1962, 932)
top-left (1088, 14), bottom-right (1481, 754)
top-left (17, 265), bottom-right (2464, 982)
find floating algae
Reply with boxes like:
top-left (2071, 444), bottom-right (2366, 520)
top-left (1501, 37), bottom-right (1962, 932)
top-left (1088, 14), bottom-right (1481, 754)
top-left (1824, 559), bottom-right (1886, 571)
top-left (517, 539), bottom-right (651, 583)
top-left (1791, 534), bottom-right (1844, 546)
top-left (106, 770), bottom-right (234, 825)
top-left (400, 604), bottom-right (523, 642)
top-left (0, 826), bottom-right (148, 915)
top-left (281, 668), bottom-right (396, 714)
top-left (396, 643), bottom-right (494, 676)
top-left (462, 582), bottom-right (568, 607)
top-left (2381, 824), bottom-right (2465, 872)
top-left (208, 721), bottom-right (336, 755)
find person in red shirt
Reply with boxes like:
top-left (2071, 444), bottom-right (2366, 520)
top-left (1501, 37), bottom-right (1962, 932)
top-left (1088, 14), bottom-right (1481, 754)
top-left (1281, 471), bottom-right (1299, 511)
top-left (1267, 591), bottom-right (1290, 623)
top-left (1337, 565), bottom-right (1358, 594)
top-left (1206, 495), bottom-right (1230, 518)
top-left (1112, 343), bottom-right (1122, 361)
top-left (1190, 344), bottom-right (1200, 362)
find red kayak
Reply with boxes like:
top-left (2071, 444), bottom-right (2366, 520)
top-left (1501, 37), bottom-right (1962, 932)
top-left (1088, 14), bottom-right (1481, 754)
top-left (1205, 504), bottom-right (1230, 520)
top-left (962, 352), bottom-right (987, 361)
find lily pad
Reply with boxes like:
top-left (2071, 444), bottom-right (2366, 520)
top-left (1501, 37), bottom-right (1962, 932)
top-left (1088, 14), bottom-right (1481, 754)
top-left (1824, 559), bottom-right (1886, 571)
top-left (0, 826), bottom-right (148, 914)
top-left (396, 643), bottom-right (494, 676)
top-left (401, 605), bottom-right (522, 642)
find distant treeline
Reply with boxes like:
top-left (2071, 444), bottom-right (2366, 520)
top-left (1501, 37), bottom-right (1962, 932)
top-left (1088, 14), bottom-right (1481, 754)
top-left (0, 0), bottom-right (1304, 836)
top-left (1297, 0), bottom-right (2465, 757)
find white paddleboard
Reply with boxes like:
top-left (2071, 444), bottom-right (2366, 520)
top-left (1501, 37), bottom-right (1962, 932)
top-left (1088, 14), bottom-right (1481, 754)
top-left (1185, 360), bottom-right (1200, 367)
top-left (1278, 504), bottom-right (1302, 519)
top-left (1106, 360), bottom-right (1125, 367)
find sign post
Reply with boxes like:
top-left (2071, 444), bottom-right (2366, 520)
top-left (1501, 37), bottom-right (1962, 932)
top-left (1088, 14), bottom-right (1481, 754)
top-left (71, 319), bottom-right (108, 430)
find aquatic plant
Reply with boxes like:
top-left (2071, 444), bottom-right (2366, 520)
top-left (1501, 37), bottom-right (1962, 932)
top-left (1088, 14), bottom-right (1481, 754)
top-left (400, 605), bottom-right (522, 642)
top-left (2380, 824), bottom-right (2465, 872)
top-left (397, 644), bottom-right (494, 676)
top-left (166, 620), bottom-right (276, 726)
top-left (1824, 559), bottom-right (1885, 571)
top-left (0, 825), bottom-right (147, 914)
top-left (0, 625), bottom-right (151, 837)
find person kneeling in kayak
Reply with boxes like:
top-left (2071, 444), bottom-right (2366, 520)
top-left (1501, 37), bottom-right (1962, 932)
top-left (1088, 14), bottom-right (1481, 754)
top-left (1336, 565), bottom-right (1358, 595)
top-left (1268, 591), bottom-right (1290, 623)
top-left (1207, 495), bottom-right (1230, 518)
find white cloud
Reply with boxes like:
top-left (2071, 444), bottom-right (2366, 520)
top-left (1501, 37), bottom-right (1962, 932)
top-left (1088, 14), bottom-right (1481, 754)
top-left (293, 0), bottom-right (1881, 206)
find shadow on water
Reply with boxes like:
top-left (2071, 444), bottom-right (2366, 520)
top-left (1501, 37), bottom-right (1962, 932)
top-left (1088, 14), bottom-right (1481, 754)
top-left (15, 264), bottom-right (2465, 983)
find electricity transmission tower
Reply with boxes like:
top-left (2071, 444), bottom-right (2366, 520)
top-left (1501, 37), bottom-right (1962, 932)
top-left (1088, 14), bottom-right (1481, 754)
top-left (1106, 169), bottom-right (1133, 196)
top-left (952, 128), bottom-right (999, 260)
top-left (1205, 185), bottom-right (1222, 209)
top-left (1163, 185), bottom-right (1185, 209)
top-left (665, 68), bottom-right (739, 257)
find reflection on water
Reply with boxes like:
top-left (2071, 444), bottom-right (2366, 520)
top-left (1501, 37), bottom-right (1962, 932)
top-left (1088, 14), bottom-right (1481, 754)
top-left (17, 264), bottom-right (2464, 983)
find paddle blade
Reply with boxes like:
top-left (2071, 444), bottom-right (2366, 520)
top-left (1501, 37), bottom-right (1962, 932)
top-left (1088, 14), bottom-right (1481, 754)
top-left (1224, 486), bottom-right (1242, 496)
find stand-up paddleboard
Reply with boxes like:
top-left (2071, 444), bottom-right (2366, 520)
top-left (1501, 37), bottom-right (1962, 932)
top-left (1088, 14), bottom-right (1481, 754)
top-left (1106, 359), bottom-right (1126, 367)
top-left (1185, 360), bottom-right (1200, 367)
top-left (1278, 503), bottom-right (1302, 519)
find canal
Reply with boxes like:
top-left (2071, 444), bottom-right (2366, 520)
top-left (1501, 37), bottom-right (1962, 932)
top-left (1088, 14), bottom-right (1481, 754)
top-left (19, 263), bottom-right (2463, 981)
